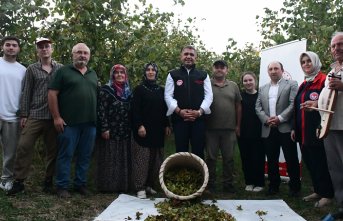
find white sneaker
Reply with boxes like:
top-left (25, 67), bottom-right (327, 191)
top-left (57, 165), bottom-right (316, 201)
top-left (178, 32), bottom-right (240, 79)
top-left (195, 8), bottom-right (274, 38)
top-left (137, 190), bottom-right (147, 199)
top-left (146, 187), bottom-right (157, 195)
top-left (245, 185), bottom-right (254, 191)
top-left (0, 180), bottom-right (13, 191)
top-left (252, 186), bottom-right (264, 192)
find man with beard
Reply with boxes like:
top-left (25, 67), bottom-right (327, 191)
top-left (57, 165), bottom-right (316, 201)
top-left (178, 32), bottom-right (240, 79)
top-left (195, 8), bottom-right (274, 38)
top-left (0, 36), bottom-right (26, 191)
top-left (48, 43), bottom-right (98, 198)
top-left (205, 60), bottom-right (241, 193)
top-left (164, 45), bottom-right (213, 159)
top-left (7, 38), bottom-right (63, 195)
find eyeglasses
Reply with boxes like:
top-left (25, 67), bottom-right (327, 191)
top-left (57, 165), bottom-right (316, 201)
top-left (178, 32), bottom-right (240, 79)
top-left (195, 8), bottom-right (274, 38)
top-left (183, 52), bottom-right (195, 57)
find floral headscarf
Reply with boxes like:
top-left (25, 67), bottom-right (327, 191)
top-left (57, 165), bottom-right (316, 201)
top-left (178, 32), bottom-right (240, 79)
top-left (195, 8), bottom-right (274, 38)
top-left (300, 51), bottom-right (322, 82)
top-left (108, 64), bottom-right (131, 100)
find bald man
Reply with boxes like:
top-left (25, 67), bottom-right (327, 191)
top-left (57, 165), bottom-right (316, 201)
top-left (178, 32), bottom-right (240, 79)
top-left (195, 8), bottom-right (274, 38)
top-left (256, 61), bottom-right (301, 197)
top-left (48, 43), bottom-right (98, 198)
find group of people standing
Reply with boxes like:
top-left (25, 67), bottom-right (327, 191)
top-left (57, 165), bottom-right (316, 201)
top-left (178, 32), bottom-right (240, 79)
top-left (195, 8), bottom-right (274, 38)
top-left (0, 32), bottom-right (343, 217)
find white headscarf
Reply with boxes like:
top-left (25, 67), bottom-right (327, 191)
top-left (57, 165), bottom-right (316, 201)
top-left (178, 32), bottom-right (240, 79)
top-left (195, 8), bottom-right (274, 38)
top-left (300, 51), bottom-right (322, 82)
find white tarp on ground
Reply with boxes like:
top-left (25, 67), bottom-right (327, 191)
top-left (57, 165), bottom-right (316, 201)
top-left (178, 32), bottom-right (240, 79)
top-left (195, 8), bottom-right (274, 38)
top-left (94, 194), bottom-right (307, 221)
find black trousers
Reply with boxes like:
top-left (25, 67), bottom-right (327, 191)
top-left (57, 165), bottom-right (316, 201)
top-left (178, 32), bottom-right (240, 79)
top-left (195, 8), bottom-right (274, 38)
top-left (172, 119), bottom-right (205, 159)
top-left (238, 137), bottom-right (265, 187)
top-left (302, 144), bottom-right (334, 198)
top-left (264, 128), bottom-right (301, 192)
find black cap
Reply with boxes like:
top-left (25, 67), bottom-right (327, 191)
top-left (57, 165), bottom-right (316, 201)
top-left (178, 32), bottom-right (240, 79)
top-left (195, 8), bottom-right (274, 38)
top-left (213, 60), bottom-right (228, 67)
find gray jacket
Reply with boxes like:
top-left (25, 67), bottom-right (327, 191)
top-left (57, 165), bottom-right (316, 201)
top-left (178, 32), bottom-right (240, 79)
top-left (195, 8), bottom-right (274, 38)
top-left (255, 78), bottom-right (298, 138)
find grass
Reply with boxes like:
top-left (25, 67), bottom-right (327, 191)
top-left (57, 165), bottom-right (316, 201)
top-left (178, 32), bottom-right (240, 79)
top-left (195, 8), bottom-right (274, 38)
top-left (0, 136), bottom-right (339, 221)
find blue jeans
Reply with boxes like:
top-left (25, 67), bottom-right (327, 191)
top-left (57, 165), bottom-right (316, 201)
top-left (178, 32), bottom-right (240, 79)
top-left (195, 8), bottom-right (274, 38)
top-left (55, 123), bottom-right (96, 189)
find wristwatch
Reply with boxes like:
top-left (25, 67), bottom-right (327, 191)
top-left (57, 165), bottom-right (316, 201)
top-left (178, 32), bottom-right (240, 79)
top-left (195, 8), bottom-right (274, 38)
top-left (198, 109), bottom-right (202, 117)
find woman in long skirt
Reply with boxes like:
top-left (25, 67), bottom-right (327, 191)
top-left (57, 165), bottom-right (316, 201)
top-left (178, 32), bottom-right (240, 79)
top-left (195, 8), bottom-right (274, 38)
top-left (96, 64), bottom-right (132, 192)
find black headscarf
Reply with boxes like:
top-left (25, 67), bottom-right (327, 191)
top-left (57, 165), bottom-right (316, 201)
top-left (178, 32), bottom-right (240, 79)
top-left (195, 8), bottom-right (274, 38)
top-left (142, 62), bottom-right (160, 90)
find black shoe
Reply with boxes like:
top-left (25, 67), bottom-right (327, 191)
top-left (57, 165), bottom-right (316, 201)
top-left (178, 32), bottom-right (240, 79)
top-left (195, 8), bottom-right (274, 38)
top-left (289, 190), bottom-right (301, 197)
top-left (57, 188), bottom-right (71, 198)
top-left (74, 186), bottom-right (90, 196)
top-left (266, 187), bottom-right (279, 196)
top-left (43, 177), bottom-right (53, 193)
top-left (6, 181), bottom-right (25, 196)
top-left (223, 184), bottom-right (235, 193)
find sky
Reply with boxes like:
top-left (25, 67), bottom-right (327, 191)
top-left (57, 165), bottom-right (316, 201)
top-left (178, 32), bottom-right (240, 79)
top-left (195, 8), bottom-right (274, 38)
top-left (144, 0), bottom-right (284, 54)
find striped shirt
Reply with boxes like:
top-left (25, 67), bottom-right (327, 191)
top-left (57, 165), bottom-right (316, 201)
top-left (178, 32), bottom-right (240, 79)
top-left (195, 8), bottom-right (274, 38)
top-left (20, 60), bottom-right (63, 119)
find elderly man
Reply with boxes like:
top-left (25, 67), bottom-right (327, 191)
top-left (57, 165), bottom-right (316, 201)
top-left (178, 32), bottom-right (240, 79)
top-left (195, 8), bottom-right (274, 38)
top-left (318, 32), bottom-right (343, 218)
top-left (256, 61), bottom-right (301, 196)
top-left (0, 36), bottom-right (26, 191)
top-left (164, 45), bottom-right (213, 159)
top-left (7, 38), bottom-right (63, 195)
top-left (48, 43), bottom-right (98, 198)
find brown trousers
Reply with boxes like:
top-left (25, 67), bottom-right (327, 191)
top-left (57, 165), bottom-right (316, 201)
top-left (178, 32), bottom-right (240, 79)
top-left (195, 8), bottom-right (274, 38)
top-left (14, 118), bottom-right (57, 180)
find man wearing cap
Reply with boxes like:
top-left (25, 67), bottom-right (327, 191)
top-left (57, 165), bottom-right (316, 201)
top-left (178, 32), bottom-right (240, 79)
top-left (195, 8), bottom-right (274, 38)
top-left (7, 38), bottom-right (63, 195)
top-left (255, 61), bottom-right (301, 196)
top-left (164, 45), bottom-right (213, 159)
top-left (205, 60), bottom-right (241, 193)
top-left (0, 36), bottom-right (26, 192)
top-left (48, 43), bottom-right (97, 198)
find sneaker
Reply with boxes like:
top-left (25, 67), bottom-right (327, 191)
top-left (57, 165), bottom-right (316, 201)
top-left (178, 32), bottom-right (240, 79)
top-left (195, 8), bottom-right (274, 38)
top-left (146, 187), bottom-right (157, 195)
top-left (0, 180), bottom-right (13, 191)
top-left (74, 186), bottom-right (90, 196)
top-left (57, 189), bottom-right (71, 198)
top-left (6, 181), bottom-right (25, 195)
top-left (252, 186), bottom-right (264, 192)
top-left (137, 190), bottom-right (147, 199)
top-left (245, 185), bottom-right (254, 191)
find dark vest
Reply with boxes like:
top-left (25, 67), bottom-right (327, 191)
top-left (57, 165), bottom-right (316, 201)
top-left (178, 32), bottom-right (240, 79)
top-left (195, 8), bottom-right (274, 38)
top-left (170, 65), bottom-right (207, 111)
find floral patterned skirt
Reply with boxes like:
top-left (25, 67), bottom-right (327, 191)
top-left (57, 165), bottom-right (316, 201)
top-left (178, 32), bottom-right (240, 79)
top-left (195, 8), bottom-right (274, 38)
top-left (95, 138), bottom-right (131, 192)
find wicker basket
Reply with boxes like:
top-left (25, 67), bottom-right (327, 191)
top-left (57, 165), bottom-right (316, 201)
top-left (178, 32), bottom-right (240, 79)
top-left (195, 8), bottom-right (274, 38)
top-left (159, 152), bottom-right (209, 200)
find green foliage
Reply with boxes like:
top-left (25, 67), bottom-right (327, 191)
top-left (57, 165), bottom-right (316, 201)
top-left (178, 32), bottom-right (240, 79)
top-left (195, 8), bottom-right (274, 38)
top-left (145, 199), bottom-right (236, 221)
top-left (220, 38), bottom-right (260, 88)
top-left (257, 0), bottom-right (343, 71)
top-left (0, 0), bottom-right (214, 87)
top-left (164, 168), bottom-right (203, 196)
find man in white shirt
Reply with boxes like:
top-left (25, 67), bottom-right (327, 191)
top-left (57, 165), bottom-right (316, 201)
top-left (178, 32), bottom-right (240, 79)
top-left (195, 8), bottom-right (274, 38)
top-left (256, 61), bottom-right (301, 196)
top-left (164, 45), bottom-right (213, 159)
top-left (0, 36), bottom-right (26, 191)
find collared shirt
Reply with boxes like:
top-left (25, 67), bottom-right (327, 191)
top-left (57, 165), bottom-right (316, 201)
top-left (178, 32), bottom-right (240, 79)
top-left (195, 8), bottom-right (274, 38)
top-left (48, 64), bottom-right (98, 126)
top-left (20, 60), bottom-right (63, 119)
top-left (164, 69), bottom-right (213, 116)
top-left (268, 83), bottom-right (279, 117)
top-left (206, 79), bottom-right (241, 130)
top-left (268, 79), bottom-right (285, 122)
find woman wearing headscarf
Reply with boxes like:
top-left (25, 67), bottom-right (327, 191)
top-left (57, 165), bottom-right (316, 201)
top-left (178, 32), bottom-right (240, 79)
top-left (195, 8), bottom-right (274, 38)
top-left (291, 52), bottom-right (334, 207)
top-left (131, 62), bottom-right (171, 199)
top-left (96, 64), bottom-right (132, 192)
